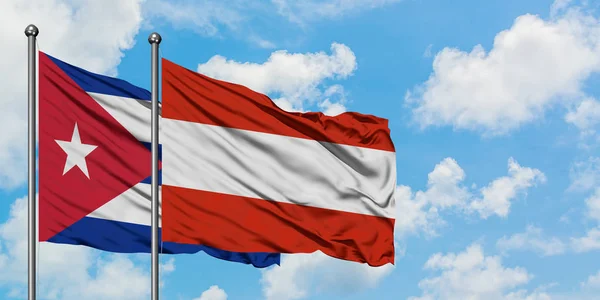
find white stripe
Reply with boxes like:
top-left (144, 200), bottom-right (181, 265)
top-left (162, 119), bottom-right (396, 218)
top-left (87, 93), bottom-right (162, 226)
top-left (87, 183), bottom-right (162, 226)
top-left (88, 92), bottom-right (160, 143)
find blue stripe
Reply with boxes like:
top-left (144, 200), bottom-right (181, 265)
top-left (141, 171), bottom-right (161, 185)
top-left (46, 53), bottom-right (151, 101)
top-left (141, 142), bottom-right (162, 160)
top-left (48, 216), bottom-right (280, 268)
top-left (140, 142), bottom-right (161, 184)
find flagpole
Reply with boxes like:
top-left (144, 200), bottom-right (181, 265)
top-left (149, 32), bottom-right (162, 300)
top-left (25, 24), bottom-right (39, 300)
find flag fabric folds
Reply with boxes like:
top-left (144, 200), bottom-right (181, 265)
top-left (38, 51), bottom-right (280, 268)
top-left (160, 58), bottom-right (397, 266)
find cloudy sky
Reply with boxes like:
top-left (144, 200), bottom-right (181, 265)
top-left (1, 0), bottom-right (600, 299)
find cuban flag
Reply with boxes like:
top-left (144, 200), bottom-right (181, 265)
top-left (38, 51), bottom-right (280, 268)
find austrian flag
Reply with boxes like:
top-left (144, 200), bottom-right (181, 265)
top-left (160, 59), bottom-right (397, 266)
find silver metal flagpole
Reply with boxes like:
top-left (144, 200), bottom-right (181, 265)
top-left (25, 24), bottom-right (39, 300)
top-left (148, 32), bottom-right (162, 300)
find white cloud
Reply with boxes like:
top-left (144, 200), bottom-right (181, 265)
top-left (143, 0), bottom-right (282, 48)
top-left (550, 0), bottom-right (574, 17)
top-left (396, 157), bottom-right (545, 237)
top-left (197, 43), bottom-right (356, 113)
top-left (585, 188), bottom-right (600, 222)
top-left (565, 98), bottom-right (600, 130)
top-left (420, 157), bottom-right (471, 209)
top-left (318, 99), bottom-right (347, 116)
top-left (143, 0), bottom-right (245, 37)
top-left (160, 257), bottom-right (176, 273)
top-left (496, 185), bottom-right (600, 255)
top-left (571, 227), bottom-right (600, 253)
top-left (260, 252), bottom-right (394, 300)
top-left (569, 156), bottom-right (600, 192)
top-left (581, 270), bottom-right (600, 290)
top-left (406, 5), bottom-right (600, 136)
top-left (317, 85), bottom-right (348, 116)
top-left (272, 0), bottom-right (402, 25)
top-left (0, 196), bottom-right (163, 299)
top-left (469, 158), bottom-right (546, 219)
top-left (394, 184), bottom-right (445, 238)
top-left (526, 270), bottom-right (600, 300)
top-left (496, 225), bottom-right (567, 256)
top-left (410, 243), bottom-right (547, 300)
top-left (568, 161), bottom-right (600, 253)
top-left (504, 289), bottom-right (553, 300)
top-left (194, 285), bottom-right (228, 300)
top-left (248, 35), bottom-right (277, 49)
top-left (565, 98), bottom-right (600, 146)
top-left (76, 256), bottom-right (149, 299)
top-left (423, 44), bottom-right (434, 58)
top-left (0, 0), bottom-right (145, 189)
top-left (143, 0), bottom-right (397, 46)
top-left (394, 158), bottom-right (469, 237)
top-left (570, 188), bottom-right (600, 253)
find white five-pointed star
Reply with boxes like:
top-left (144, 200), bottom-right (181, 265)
top-left (55, 123), bottom-right (98, 179)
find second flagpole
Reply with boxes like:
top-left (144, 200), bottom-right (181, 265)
top-left (149, 32), bottom-right (162, 300)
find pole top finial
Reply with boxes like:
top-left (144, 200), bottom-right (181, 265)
top-left (24, 24), bottom-right (39, 37)
top-left (148, 32), bottom-right (162, 44)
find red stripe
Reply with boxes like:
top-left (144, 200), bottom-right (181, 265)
top-left (161, 185), bottom-right (395, 266)
top-left (161, 58), bottom-right (395, 152)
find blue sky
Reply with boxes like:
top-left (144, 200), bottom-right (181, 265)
top-left (1, 0), bottom-right (600, 299)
